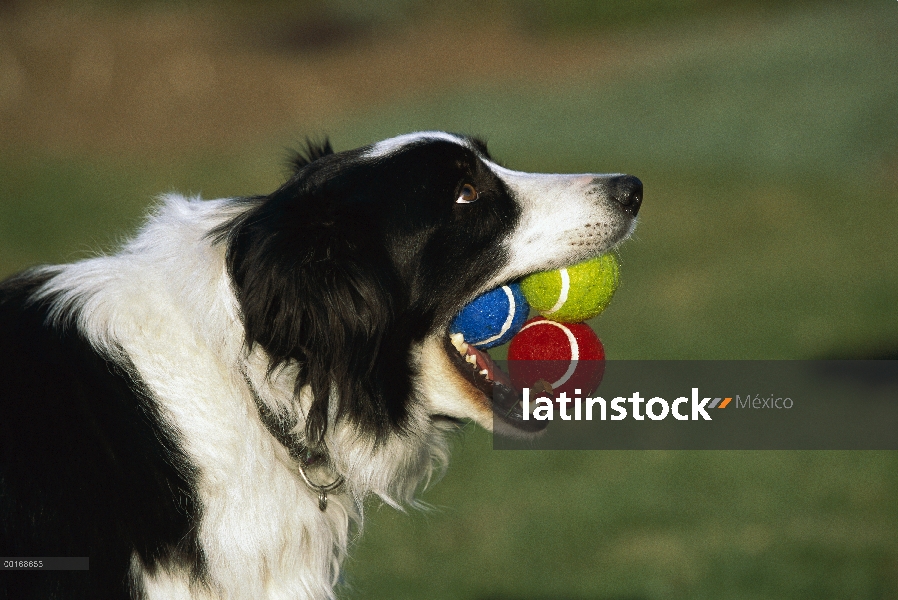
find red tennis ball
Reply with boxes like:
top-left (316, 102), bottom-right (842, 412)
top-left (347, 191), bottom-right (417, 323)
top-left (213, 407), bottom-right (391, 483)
top-left (507, 317), bottom-right (605, 397)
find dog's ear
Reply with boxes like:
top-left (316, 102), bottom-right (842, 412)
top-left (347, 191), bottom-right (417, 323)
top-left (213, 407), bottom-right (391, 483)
top-left (220, 179), bottom-right (414, 448)
top-left (287, 138), bottom-right (334, 173)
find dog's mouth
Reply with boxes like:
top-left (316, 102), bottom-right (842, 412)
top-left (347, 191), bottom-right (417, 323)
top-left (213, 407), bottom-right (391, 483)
top-left (443, 332), bottom-right (548, 433)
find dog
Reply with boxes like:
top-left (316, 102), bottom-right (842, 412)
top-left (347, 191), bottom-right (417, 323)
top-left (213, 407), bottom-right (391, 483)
top-left (0, 131), bottom-right (641, 599)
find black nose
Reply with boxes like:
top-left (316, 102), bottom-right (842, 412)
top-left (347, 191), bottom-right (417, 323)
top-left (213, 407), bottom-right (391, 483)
top-left (607, 175), bottom-right (643, 217)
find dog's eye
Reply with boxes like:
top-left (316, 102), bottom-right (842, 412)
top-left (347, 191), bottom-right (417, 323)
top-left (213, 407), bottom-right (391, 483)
top-left (456, 184), bottom-right (479, 204)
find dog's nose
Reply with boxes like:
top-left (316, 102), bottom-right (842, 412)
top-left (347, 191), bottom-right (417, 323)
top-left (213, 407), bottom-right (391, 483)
top-left (606, 175), bottom-right (643, 217)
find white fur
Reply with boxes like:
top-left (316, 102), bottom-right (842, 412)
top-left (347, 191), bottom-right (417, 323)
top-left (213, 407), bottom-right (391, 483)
top-left (35, 195), bottom-right (449, 599)
top-left (487, 162), bottom-right (633, 287)
top-left (28, 134), bottom-right (634, 599)
top-left (364, 131), bottom-right (472, 158)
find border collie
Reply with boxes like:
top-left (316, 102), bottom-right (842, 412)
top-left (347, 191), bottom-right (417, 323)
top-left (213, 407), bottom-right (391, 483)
top-left (0, 132), bottom-right (641, 599)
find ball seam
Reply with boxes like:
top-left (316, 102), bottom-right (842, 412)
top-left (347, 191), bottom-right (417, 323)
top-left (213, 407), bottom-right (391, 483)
top-left (545, 268), bottom-right (570, 316)
top-left (517, 319), bottom-right (580, 388)
top-left (471, 285), bottom-right (517, 347)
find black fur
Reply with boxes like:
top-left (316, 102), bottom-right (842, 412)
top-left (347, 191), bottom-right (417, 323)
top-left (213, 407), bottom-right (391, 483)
top-left (218, 136), bottom-right (519, 447)
top-left (287, 138), bottom-right (335, 172)
top-left (0, 134), bottom-right (522, 598)
top-left (0, 273), bottom-right (203, 600)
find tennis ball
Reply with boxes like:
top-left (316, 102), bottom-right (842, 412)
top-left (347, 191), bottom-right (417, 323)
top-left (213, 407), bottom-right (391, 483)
top-left (450, 283), bottom-right (530, 349)
top-left (520, 254), bottom-right (619, 323)
top-left (507, 317), bottom-right (605, 397)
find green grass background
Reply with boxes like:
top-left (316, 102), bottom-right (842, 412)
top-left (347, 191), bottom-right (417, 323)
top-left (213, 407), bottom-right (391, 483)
top-left (1, 1), bottom-right (896, 598)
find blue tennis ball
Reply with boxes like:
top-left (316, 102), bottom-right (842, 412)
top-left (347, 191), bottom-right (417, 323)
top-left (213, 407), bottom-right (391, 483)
top-left (450, 283), bottom-right (530, 349)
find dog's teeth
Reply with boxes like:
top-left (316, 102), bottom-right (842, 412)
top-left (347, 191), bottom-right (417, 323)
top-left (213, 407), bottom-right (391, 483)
top-left (449, 333), bottom-right (469, 355)
top-left (465, 354), bottom-right (477, 365)
top-left (479, 369), bottom-right (489, 377)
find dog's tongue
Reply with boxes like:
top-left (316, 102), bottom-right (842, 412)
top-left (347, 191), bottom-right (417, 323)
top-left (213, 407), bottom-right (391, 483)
top-left (466, 345), bottom-right (512, 388)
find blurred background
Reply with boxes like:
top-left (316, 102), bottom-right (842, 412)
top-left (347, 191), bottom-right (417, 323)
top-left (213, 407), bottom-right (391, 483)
top-left (1, 0), bottom-right (896, 598)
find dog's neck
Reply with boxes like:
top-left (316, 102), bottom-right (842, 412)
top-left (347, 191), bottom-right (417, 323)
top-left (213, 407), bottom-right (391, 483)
top-left (35, 194), bottom-right (451, 598)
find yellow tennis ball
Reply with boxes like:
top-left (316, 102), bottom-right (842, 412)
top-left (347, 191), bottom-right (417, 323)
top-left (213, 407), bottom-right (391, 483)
top-left (520, 254), bottom-right (619, 323)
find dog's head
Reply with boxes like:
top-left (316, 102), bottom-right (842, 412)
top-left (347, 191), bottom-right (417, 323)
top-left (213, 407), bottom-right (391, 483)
top-left (222, 132), bottom-right (641, 449)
